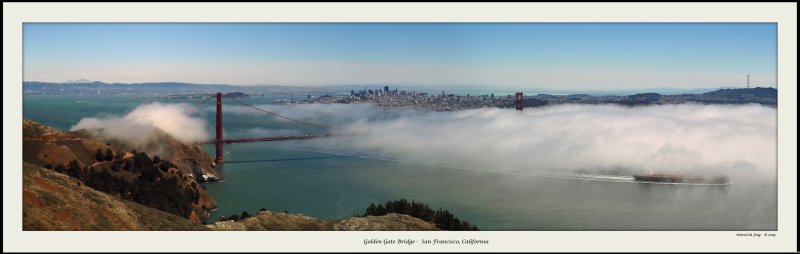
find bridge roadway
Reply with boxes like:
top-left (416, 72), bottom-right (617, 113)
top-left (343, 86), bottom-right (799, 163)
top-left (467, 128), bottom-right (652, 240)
top-left (195, 132), bottom-right (368, 145)
top-left (197, 134), bottom-right (333, 145)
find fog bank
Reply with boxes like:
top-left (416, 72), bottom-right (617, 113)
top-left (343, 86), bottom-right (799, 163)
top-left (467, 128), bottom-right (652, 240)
top-left (70, 102), bottom-right (210, 147)
top-left (293, 103), bottom-right (777, 182)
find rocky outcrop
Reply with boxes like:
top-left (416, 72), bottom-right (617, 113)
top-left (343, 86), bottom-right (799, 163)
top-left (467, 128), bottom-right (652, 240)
top-left (167, 140), bottom-right (223, 182)
top-left (71, 127), bottom-right (222, 182)
top-left (135, 129), bottom-right (222, 182)
top-left (206, 211), bottom-right (439, 231)
top-left (22, 163), bottom-right (205, 230)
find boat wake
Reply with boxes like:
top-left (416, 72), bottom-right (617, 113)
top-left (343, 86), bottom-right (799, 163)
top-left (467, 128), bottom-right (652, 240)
top-left (251, 143), bottom-right (733, 187)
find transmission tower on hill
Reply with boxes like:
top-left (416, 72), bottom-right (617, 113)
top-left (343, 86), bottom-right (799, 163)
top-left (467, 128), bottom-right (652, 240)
top-left (747, 73), bottom-right (751, 88)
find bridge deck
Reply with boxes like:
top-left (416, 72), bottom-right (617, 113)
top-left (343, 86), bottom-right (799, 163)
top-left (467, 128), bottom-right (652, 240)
top-left (197, 134), bottom-right (335, 145)
top-left (196, 132), bottom-right (370, 145)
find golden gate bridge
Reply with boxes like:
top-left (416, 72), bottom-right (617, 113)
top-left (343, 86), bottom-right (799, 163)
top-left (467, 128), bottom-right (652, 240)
top-left (193, 92), bottom-right (524, 164)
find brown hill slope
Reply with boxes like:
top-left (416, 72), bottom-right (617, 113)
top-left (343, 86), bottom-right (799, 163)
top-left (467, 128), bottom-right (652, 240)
top-left (22, 162), bottom-right (206, 230)
top-left (23, 118), bottom-right (217, 220)
top-left (22, 118), bottom-right (445, 231)
top-left (207, 211), bottom-right (439, 231)
top-left (70, 127), bottom-right (222, 182)
top-left (23, 118), bottom-right (121, 168)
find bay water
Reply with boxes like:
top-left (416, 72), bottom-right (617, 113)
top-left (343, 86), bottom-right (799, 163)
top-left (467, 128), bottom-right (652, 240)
top-left (22, 95), bottom-right (777, 230)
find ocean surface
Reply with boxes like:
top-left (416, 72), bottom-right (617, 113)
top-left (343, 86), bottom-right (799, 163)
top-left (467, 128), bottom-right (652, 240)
top-left (22, 95), bottom-right (778, 230)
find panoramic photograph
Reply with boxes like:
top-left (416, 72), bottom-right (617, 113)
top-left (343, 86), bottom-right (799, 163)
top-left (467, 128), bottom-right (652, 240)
top-left (20, 23), bottom-right (777, 231)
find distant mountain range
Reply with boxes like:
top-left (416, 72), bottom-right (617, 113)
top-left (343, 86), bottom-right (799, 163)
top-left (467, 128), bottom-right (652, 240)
top-left (538, 87), bottom-right (741, 96)
top-left (23, 81), bottom-right (315, 95)
top-left (22, 80), bottom-right (773, 97)
top-left (63, 79), bottom-right (95, 84)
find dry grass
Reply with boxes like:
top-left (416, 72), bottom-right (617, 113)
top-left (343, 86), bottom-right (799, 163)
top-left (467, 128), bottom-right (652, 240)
top-left (22, 163), bottom-right (205, 231)
top-left (206, 211), bottom-right (439, 231)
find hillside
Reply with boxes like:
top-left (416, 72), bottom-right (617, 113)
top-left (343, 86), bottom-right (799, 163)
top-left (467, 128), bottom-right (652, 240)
top-left (23, 162), bottom-right (440, 231)
top-left (23, 162), bottom-right (206, 230)
top-left (222, 92), bottom-right (250, 98)
top-left (23, 118), bottom-right (218, 220)
top-left (689, 87), bottom-right (777, 105)
top-left (702, 87), bottom-right (777, 98)
top-left (23, 161), bottom-right (438, 231)
top-left (71, 127), bottom-right (222, 182)
top-left (207, 211), bottom-right (439, 231)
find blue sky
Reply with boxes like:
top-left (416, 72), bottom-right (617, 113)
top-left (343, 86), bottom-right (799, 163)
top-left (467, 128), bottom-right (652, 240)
top-left (24, 23), bottom-right (776, 90)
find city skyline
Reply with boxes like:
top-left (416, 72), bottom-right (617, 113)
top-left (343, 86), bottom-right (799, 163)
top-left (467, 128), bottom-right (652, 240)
top-left (24, 23), bottom-right (777, 90)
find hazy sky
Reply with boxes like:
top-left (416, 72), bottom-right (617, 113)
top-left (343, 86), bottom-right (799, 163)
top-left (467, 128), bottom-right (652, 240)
top-left (24, 23), bottom-right (776, 90)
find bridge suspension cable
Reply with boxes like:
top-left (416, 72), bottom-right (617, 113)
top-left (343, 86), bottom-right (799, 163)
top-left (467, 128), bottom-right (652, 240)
top-left (226, 97), bottom-right (349, 131)
top-left (456, 107), bottom-right (495, 120)
top-left (200, 92), bottom-right (506, 164)
top-left (194, 94), bottom-right (214, 108)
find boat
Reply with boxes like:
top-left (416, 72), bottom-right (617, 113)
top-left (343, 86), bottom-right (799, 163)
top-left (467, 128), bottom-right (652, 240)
top-left (632, 174), bottom-right (730, 184)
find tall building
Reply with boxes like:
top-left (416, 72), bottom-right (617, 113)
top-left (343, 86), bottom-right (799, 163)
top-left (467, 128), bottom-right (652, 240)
top-left (384, 86), bottom-right (389, 93)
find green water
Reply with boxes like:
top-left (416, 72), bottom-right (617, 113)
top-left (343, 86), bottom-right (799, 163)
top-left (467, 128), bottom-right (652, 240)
top-left (22, 95), bottom-right (777, 230)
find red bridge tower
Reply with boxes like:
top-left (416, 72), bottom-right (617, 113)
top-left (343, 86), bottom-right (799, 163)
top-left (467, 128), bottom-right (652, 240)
top-left (215, 92), bottom-right (224, 164)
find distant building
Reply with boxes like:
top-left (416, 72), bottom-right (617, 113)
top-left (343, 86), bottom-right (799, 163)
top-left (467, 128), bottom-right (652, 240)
top-left (350, 90), bottom-right (355, 96)
top-left (384, 86), bottom-right (389, 93)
